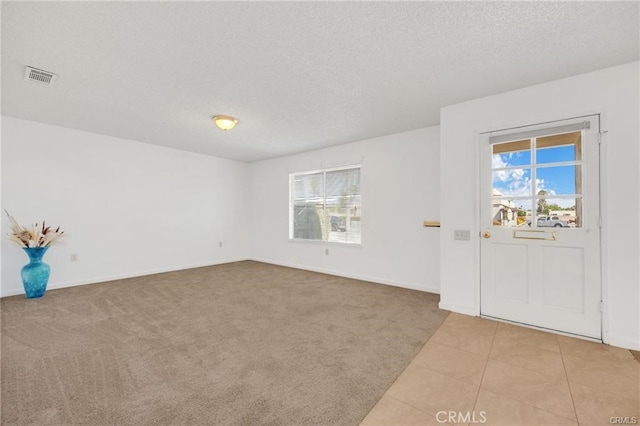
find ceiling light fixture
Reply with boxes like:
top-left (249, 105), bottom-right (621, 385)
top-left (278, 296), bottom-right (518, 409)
top-left (212, 115), bottom-right (238, 131)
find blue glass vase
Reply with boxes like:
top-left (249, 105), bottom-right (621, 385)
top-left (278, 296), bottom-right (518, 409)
top-left (21, 247), bottom-right (50, 299)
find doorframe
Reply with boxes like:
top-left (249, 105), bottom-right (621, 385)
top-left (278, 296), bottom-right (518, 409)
top-left (473, 111), bottom-right (610, 344)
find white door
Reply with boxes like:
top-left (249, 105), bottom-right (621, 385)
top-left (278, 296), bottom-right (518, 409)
top-left (480, 115), bottom-right (601, 339)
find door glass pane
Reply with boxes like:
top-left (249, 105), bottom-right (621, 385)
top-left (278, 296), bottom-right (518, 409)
top-left (493, 168), bottom-right (532, 197)
top-left (537, 145), bottom-right (576, 164)
top-left (492, 198), bottom-right (532, 227)
top-left (536, 131), bottom-right (582, 164)
top-left (534, 198), bottom-right (582, 228)
top-left (535, 165), bottom-right (581, 196)
top-left (492, 139), bottom-right (531, 167)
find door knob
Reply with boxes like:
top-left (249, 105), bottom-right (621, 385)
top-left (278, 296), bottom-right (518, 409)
top-left (483, 231), bottom-right (491, 239)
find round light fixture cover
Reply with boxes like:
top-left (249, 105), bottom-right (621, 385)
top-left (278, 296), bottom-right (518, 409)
top-left (212, 115), bottom-right (238, 131)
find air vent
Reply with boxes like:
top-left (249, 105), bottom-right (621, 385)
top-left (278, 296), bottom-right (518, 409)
top-left (24, 66), bottom-right (57, 86)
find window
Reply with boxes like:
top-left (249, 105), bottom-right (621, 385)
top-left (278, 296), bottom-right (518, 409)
top-left (491, 129), bottom-right (583, 228)
top-left (289, 165), bottom-right (361, 244)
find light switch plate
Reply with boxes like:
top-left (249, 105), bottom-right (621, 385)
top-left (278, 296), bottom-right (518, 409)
top-left (454, 230), bottom-right (471, 240)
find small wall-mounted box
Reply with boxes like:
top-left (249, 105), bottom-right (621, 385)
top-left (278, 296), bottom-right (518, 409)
top-left (454, 230), bottom-right (471, 240)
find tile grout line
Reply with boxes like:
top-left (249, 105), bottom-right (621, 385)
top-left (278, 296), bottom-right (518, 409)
top-left (382, 315), bottom-right (492, 418)
top-left (427, 324), bottom-right (500, 358)
top-left (476, 328), bottom-right (579, 424)
top-left (386, 353), bottom-right (487, 416)
top-left (471, 322), bottom-right (497, 415)
top-left (561, 351), bottom-right (640, 373)
top-left (483, 389), bottom-right (580, 423)
top-left (488, 350), bottom-right (568, 380)
top-left (558, 335), bottom-right (581, 425)
top-left (484, 325), bottom-right (583, 379)
top-left (418, 339), bottom-right (495, 360)
top-left (384, 394), bottom-right (438, 420)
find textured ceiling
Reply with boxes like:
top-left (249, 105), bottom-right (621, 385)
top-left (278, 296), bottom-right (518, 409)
top-left (2, 2), bottom-right (638, 162)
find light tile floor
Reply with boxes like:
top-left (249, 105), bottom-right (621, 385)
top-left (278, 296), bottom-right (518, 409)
top-left (361, 313), bottom-right (640, 425)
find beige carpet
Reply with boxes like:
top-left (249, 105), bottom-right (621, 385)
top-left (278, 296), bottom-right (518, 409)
top-left (1, 261), bottom-right (447, 425)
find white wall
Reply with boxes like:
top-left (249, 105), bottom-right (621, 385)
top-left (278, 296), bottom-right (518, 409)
top-left (249, 127), bottom-right (441, 293)
top-left (1, 116), bottom-right (249, 297)
top-left (440, 61), bottom-right (640, 349)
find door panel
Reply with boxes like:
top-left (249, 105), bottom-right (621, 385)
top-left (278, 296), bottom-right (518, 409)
top-left (541, 246), bottom-right (584, 312)
top-left (480, 116), bottom-right (601, 339)
top-left (493, 243), bottom-right (529, 303)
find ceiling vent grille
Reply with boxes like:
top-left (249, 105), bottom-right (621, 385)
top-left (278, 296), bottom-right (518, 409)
top-left (24, 66), bottom-right (57, 86)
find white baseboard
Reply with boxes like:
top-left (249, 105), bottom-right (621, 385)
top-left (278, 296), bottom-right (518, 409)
top-left (249, 257), bottom-right (440, 294)
top-left (0, 257), bottom-right (249, 298)
top-left (2, 257), bottom-right (441, 298)
top-left (605, 334), bottom-right (640, 351)
top-left (437, 302), bottom-right (478, 316)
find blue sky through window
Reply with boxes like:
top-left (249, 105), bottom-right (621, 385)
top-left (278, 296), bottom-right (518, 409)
top-left (537, 145), bottom-right (575, 163)
top-left (536, 166), bottom-right (577, 195)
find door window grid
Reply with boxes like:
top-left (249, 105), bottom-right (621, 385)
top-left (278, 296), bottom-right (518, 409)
top-left (491, 131), bottom-right (583, 228)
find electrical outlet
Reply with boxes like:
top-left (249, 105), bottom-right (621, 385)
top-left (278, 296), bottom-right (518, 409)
top-left (453, 230), bottom-right (471, 241)
top-left (325, 248), bottom-right (329, 255)
top-left (219, 241), bottom-right (223, 248)
top-left (70, 253), bottom-right (78, 262)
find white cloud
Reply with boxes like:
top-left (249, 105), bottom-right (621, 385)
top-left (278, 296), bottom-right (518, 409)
top-left (493, 154), bottom-right (559, 198)
top-left (492, 154), bottom-right (508, 169)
